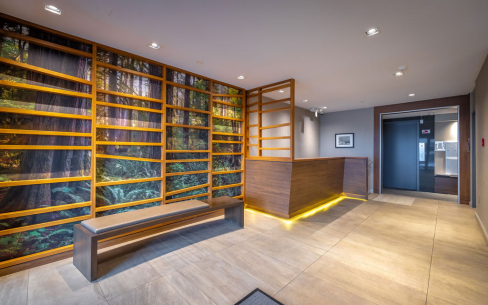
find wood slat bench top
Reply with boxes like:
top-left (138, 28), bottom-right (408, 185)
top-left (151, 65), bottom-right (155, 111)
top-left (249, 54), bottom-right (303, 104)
top-left (81, 200), bottom-right (209, 234)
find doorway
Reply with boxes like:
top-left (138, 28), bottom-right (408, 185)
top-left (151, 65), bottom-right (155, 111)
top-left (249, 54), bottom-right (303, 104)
top-left (380, 107), bottom-right (459, 202)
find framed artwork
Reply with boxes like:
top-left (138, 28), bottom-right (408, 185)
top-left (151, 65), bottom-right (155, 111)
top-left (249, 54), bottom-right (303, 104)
top-left (335, 133), bottom-right (354, 148)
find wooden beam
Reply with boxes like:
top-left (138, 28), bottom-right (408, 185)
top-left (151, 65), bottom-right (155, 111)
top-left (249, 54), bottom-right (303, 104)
top-left (95, 102), bottom-right (164, 114)
top-left (212, 183), bottom-right (243, 190)
top-left (166, 81), bottom-right (211, 95)
top-left (96, 89), bottom-right (163, 103)
top-left (165, 104), bottom-right (211, 114)
top-left (212, 170), bottom-right (243, 175)
top-left (0, 145), bottom-right (91, 150)
top-left (165, 193), bottom-right (210, 203)
top-left (0, 107), bottom-right (91, 120)
top-left (0, 57), bottom-right (92, 85)
top-left (212, 99), bottom-right (243, 108)
top-left (95, 125), bottom-right (163, 132)
top-left (96, 62), bottom-right (165, 82)
top-left (165, 183), bottom-right (210, 196)
top-left (165, 159), bottom-right (210, 163)
top-left (260, 123), bottom-right (291, 130)
top-left (95, 197), bottom-right (164, 212)
top-left (0, 129), bottom-right (91, 137)
top-left (0, 215), bottom-right (91, 236)
top-left (0, 176), bottom-right (91, 188)
top-left (96, 141), bottom-right (163, 146)
top-left (0, 202), bottom-right (91, 220)
top-left (0, 28), bottom-right (92, 58)
top-left (95, 177), bottom-right (163, 187)
top-left (166, 123), bottom-right (210, 130)
top-left (96, 154), bottom-right (162, 163)
top-left (165, 170), bottom-right (210, 177)
top-left (212, 115), bottom-right (243, 122)
top-left (0, 80), bottom-right (92, 99)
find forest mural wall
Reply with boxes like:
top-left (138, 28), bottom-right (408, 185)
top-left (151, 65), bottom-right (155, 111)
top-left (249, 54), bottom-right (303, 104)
top-left (0, 14), bottom-right (245, 265)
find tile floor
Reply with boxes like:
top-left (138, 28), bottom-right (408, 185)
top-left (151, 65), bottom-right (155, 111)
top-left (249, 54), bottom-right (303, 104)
top-left (1, 195), bottom-right (487, 305)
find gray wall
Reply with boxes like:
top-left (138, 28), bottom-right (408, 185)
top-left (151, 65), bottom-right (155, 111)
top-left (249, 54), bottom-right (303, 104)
top-left (295, 106), bottom-right (320, 158)
top-left (319, 107), bottom-right (374, 193)
top-left (474, 54), bottom-right (488, 242)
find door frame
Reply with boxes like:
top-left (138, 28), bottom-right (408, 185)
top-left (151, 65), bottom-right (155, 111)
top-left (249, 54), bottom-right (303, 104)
top-left (374, 95), bottom-right (470, 204)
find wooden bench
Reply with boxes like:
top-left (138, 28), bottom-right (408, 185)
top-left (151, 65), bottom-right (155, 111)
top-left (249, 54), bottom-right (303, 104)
top-left (73, 196), bottom-right (244, 281)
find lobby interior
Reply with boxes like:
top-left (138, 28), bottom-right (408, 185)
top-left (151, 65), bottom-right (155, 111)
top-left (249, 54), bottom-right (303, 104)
top-left (0, 1), bottom-right (488, 305)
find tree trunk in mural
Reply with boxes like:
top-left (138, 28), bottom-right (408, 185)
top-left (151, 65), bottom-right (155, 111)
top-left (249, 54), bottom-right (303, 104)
top-left (0, 41), bottom-right (91, 217)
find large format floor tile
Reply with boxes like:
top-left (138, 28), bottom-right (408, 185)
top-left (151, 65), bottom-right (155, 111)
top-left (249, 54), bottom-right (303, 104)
top-left (1, 196), bottom-right (487, 305)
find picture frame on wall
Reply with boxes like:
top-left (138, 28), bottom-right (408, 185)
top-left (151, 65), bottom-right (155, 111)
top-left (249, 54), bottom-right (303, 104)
top-left (335, 133), bottom-right (354, 148)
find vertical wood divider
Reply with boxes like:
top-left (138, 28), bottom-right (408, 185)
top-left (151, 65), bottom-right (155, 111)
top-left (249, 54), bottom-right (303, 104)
top-left (290, 79), bottom-right (295, 161)
top-left (208, 80), bottom-right (214, 198)
top-left (242, 91), bottom-right (247, 201)
top-left (258, 89), bottom-right (263, 157)
top-left (161, 66), bottom-right (167, 204)
top-left (90, 45), bottom-right (97, 217)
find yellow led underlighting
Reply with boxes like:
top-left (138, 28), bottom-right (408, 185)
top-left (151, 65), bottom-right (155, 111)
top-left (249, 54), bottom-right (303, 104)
top-left (245, 195), bottom-right (367, 226)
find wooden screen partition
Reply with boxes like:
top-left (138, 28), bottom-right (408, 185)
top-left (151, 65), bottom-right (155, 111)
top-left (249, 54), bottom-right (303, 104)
top-left (0, 13), bottom-right (245, 268)
top-left (246, 79), bottom-right (295, 161)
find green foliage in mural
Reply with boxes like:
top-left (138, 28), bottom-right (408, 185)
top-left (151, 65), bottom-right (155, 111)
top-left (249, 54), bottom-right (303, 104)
top-left (213, 143), bottom-right (241, 153)
top-left (167, 109), bottom-right (208, 127)
top-left (212, 186), bottom-right (241, 198)
top-left (213, 96), bottom-right (242, 106)
top-left (97, 106), bottom-right (161, 129)
top-left (213, 103), bottom-right (242, 119)
top-left (96, 158), bottom-right (160, 182)
top-left (96, 181), bottom-right (161, 207)
top-left (212, 83), bottom-right (242, 95)
top-left (0, 207), bottom-right (90, 231)
top-left (0, 221), bottom-right (82, 262)
top-left (166, 187), bottom-right (208, 201)
top-left (213, 155), bottom-right (242, 172)
top-left (96, 201), bottom-right (161, 217)
top-left (212, 118), bottom-right (241, 134)
top-left (166, 162), bottom-right (208, 173)
top-left (166, 173), bottom-right (208, 193)
top-left (96, 128), bottom-right (161, 143)
top-left (166, 127), bottom-right (208, 150)
top-left (212, 173), bottom-right (241, 187)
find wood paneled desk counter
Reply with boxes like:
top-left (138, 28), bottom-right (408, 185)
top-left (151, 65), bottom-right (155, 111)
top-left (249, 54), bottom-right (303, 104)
top-left (244, 157), bottom-right (368, 219)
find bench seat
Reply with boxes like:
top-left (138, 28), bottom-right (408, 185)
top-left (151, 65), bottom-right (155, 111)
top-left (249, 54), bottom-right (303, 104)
top-left (81, 200), bottom-right (209, 234)
top-left (73, 196), bottom-right (244, 281)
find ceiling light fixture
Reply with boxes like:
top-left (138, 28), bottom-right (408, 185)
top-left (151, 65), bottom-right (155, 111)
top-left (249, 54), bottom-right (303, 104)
top-left (148, 42), bottom-right (161, 49)
top-left (278, 90), bottom-right (285, 93)
top-left (45, 4), bottom-right (61, 15)
top-left (237, 76), bottom-right (246, 80)
top-left (409, 93), bottom-right (415, 97)
top-left (322, 106), bottom-right (327, 109)
top-left (365, 28), bottom-right (379, 37)
top-left (395, 66), bottom-right (406, 76)
top-left (303, 100), bottom-right (308, 102)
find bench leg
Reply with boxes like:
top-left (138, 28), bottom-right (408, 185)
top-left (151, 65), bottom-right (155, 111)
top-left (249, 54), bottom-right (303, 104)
top-left (73, 225), bottom-right (98, 282)
top-left (225, 203), bottom-right (244, 227)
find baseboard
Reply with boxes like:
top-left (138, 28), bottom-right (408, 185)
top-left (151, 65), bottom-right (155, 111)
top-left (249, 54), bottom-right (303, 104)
top-left (475, 212), bottom-right (488, 246)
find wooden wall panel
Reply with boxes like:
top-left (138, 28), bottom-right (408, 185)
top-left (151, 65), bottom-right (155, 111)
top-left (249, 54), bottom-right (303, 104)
top-left (245, 157), bottom-right (367, 218)
top-left (343, 158), bottom-right (368, 199)
top-left (244, 160), bottom-right (292, 218)
top-left (374, 95), bottom-right (470, 204)
top-left (289, 158), bottom-right (344, 218)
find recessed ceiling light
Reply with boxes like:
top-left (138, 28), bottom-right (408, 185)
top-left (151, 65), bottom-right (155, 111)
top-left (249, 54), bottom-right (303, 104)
top-left (148, 42), bottom-right (161, 49)
top-left (409, 93), bottom-right (415, 97)
top-left (303, 100), bottom-right (308, 102)
top-left (365, 28), bottom-right (379, 37)
top-left (395, 71), bottom-right (404, 76)
top-left (196, 61), bottom-right (203, 65)
top-left (45, 4), bottom-right (61, 15)
top-left (237, 76), bottom-right (246, 80)
top-left (322, 106), bottom-right (327, 109)
top-left (278, 90), bottom-right (285, 93)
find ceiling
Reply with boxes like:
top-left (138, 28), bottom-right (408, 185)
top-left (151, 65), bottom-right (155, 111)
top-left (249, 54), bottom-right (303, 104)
top-left (2, 0), bottom-right (488, 112)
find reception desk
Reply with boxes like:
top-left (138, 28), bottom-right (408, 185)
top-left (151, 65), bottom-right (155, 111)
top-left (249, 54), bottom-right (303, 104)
top-left (244, 157), bottom-right (368, 219)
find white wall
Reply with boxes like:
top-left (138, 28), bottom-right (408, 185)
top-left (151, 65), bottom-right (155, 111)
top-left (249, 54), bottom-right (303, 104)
top-left (474, 54), bottom-right (488, 243)
top-left (248, 96), bottom-right (320, 159)
top-left (319, 107), bottom-right (374, 193)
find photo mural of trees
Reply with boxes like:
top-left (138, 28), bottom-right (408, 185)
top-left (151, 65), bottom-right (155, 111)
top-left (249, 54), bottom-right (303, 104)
top-left (0, 15), bottom-right (245, 263)
top-left (0, 22), bottom-right (93, 261)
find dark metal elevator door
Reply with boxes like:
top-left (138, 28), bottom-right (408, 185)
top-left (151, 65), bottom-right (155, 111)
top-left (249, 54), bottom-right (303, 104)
top-left (383, 120), bottom-right (419, 191)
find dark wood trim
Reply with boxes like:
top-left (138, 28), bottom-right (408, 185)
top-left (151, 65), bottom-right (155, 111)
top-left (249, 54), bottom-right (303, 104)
top-left (374, 95), bottom-right (470, 204)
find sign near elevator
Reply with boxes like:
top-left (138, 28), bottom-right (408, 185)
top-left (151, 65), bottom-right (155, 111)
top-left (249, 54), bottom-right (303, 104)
top-left (419, 143), bottom-right (425, 161)
top-left (422, 129), bottom-right (431, 134)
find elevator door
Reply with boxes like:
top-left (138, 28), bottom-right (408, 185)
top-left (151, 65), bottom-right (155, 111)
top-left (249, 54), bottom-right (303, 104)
top-left (383, 120), bottom-right (419, 191)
